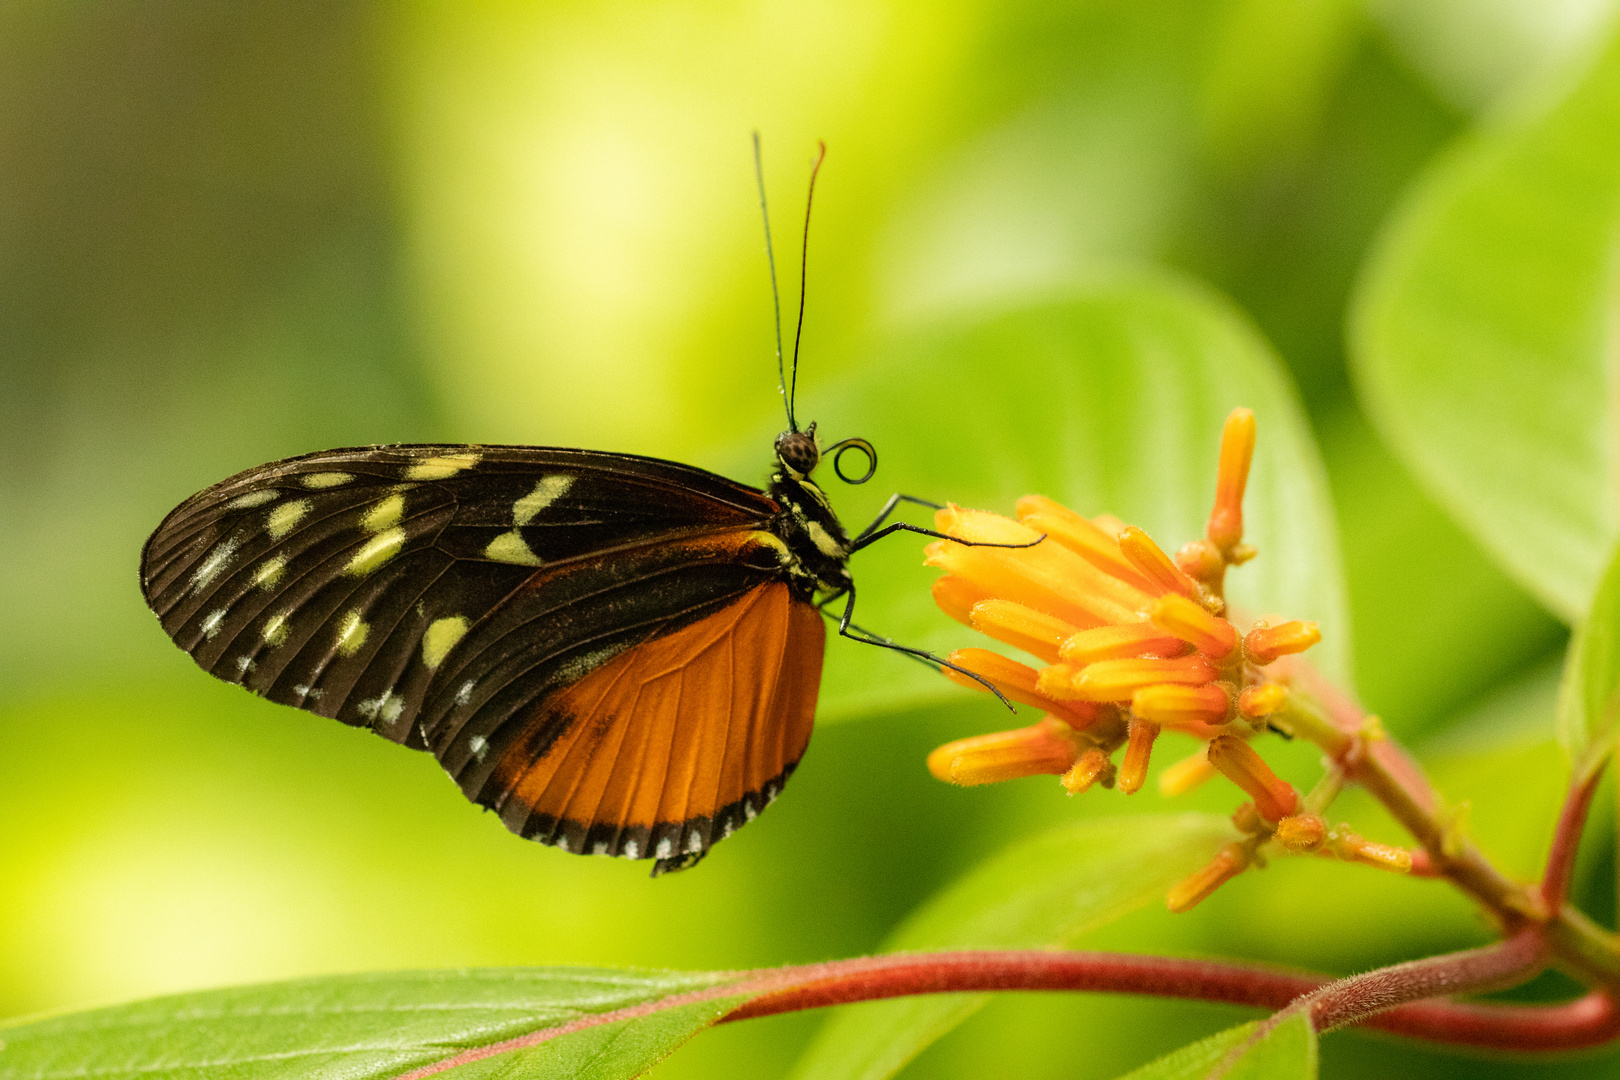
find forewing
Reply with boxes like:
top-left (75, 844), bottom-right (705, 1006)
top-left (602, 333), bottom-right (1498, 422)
top-left (140, 444), bottom-right (777, 747)
top-left (438, 580), bottom-right (824, 867)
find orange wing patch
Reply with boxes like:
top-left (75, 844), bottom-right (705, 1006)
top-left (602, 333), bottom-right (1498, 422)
top-left (487, 582), bottom-right (824, 863)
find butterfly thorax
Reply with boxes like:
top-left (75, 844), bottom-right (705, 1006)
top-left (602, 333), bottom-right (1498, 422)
top-left (766, 451), bottom-right (854, 603)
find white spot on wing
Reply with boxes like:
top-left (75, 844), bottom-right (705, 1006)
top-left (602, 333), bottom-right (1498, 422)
top-left (335, 610), bottom-right (369, 657)
top-left (190, 538), bottom-right (240, 593)
top-left (421, 615), bottom-right (470, 671)
top-left (685, 829), bottom-right (703, 854)
top-left (293, 684), bottom-right (323, 701)
top-left (468, 735), bottom-right (488, 762)
top-left (484, 529), bottom-right (543, 566)
top-left (655, 837), bottom-right (673, 859)
top-left (301, 472), bottom-right (354, 489)
top-left (357, 692), bottom-right (406, 724)
top-left (345, 527), bottom-right (405, 576)
top-left (591, 842), bottom-right (608, 855)
top-left (199, 609), bottom-right (227, 639)
top-left (404, 452), bottom-right (480, 481)
top-left (513, 474), bottom-right (575, 525)
top-left (556, 835), bottom-right (570, 852)
top-left (455, 680), bottom-right (476, 707)
top-left (235, 655), bottom-right (255, 674)
top-left (267, 499), bottom-right (311, 540)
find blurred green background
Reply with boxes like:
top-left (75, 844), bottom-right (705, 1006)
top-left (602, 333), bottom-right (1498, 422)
top-left (1, 2), bottom-right (1614, 1076)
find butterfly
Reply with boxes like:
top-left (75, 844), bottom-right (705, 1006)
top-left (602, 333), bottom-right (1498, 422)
top-left (138, 140), bottom-right (1012, 875)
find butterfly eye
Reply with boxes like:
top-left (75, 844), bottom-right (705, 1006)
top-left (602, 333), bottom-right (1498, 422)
top-left (828, 437), bottom-right (877, 485)
top-left (774, 430), bottom-right (821, 474)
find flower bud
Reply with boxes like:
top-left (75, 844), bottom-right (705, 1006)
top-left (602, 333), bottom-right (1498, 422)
top-left (1238, 682), bottom-right (1288, 719)
top-left (1274, 814), bottom-right (1325, 851)
top-left (1061, 747), bottom-right (1114, 793)
top-left (1244, 621), bottom-right (1321, 665)
top-left (1131, 683), bottom-right (1230, 728)
top-left (927, 717), bottom-right (1083, 786)
top-left (1116, 719), bottom-right (1160, 794)
top-left (1119, 527), bottom-right (1202, 600)
top-left (968, 599), bottom-right (1080, 664)
top-left (1059, 623), bottom-right (1187, 664)
top-left (1206, 734), bottom-right (1299, 822)
top-left (944, 649), bottom-right (1102, 728)
top-left (1158, 750), bottom-right (1218, 796)
top-left (1166, 842), bottom-right (1248, 913)
top-left (1206, 408), bottom-right (1255, 554)
top-left (1175, 538), bottom-right (1224, 584)
top-left (1063, 655), bottom-right (1218, 701)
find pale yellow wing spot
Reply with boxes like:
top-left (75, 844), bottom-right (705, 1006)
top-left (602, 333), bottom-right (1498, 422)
top-left (253, 555), bottom-right (288, 590)
top-left (345, 527), bottom-right (405, 577)
top-left (335, 610), bottom-right (369, 657)
top-left (226, 490), bottom-right (278, 510)
top-left (485, 529), bottom-right (543, 566)
top-left (301, 472), bottom-right (354, 489)
top-left (267, 499), bottom-right (311, 540)
top-left (362, 494), bottom-right (405, 533)
top-left (513, 475), bottom-right (575, 526)
top-left (404, 453), bottom-right (480, 481)
top-left (421, 615), bottom-right (471, 670)
top-left (262, 612), bottom-right (290, 646)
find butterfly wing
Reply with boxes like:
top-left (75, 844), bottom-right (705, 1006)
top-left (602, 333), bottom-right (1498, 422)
top-left (140, 445), bottom-right (822, 864)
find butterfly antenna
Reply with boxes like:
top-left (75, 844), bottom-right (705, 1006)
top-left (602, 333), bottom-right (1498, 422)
top-left (789, 141), bottom-right (827, 429)
top-left (753, 132), bottom-right (793, 433)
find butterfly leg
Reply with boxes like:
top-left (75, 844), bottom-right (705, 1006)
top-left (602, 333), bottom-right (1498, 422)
top-left (847, 520), bottom-right (1045, 556)
top-left (825, 582), bottom-right (1016, 711)
top-left (851, 492), bottom-right (943, 546)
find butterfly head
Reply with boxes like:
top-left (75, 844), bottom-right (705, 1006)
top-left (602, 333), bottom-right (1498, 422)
top-left (774, 422), bottom-right (821, 478)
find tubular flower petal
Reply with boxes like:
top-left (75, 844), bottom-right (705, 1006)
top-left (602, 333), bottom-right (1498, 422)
top-left (1059, 623), bottom-right (1187, 664)
top-left (1015, 495), bottom-right (1159, 592)
top-left (932, 575), bottom-right (991, 626)
top-left (1150, 593), bottom-right (1238, 659)
top-left (1207, 407), bottom-right (1255, 554)
top-left (943, 649), bottom-right (1103, 728)
top-left (1061, 747), bottom-right (1114, 794)
top-left (968, 599), bottom-right (1081, 664)
top-left (1207, 734), bottom-right (1299, 822)
top-left (1116, 719), bottom-right (1160, 794)
top-left (927, 717), bottom-right (1084, 786)
top-left (1244, 620), bottom-right (1322, 665)
top-left (1132, 683), bottom-right (1231, 729)
top-left (1329, 829), bottom-right (1414, 873)
top-left (1166, 843), bottom-right (1249, 913)
top-left (1238, 683), bottom-right (1288, 719)
top-left (1063, 654), bottom-right (1217, 701)
top-left (1118, 527), bottom-right (1202, 601)
top-left (1159, 750), bottom-right (1218, 795)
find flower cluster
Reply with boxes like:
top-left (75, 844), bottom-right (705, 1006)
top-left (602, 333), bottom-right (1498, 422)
top-left (923, 409), bottom-right (1400, 909)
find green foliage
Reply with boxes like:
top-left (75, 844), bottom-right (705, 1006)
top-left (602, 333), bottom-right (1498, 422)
top-left (1117, 1014), bottom-right (1316, 1080)
top-left (1352, 21), bottom-right (1620, 620)
top-left (1558, 544), bottom-right (1620, 779)
top-left (0, 969), bottom-right (743, 1080)
top-left (788, 814), bottom-right (1233, 1079)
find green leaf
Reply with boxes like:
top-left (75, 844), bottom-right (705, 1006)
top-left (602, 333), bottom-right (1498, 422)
top-left (0, 968), bottom-right (742, 1080)
top-left (1118, 1013), bottom-right (1316, 1080)
top-left (1351, 25), bottom-right (1620, 621)
top-left (805, 271), bottom-right (1348, 723)
top-left (1557, 541), bottom-right (1620, 778)
top-left (786, 813), bottom-right (1235, 1080)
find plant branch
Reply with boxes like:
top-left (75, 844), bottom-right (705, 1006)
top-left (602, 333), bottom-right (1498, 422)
top-left (1544, 765), bottom-right (1605, 911)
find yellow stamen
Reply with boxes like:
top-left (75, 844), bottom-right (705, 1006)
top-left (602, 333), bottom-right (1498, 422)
top-left (1166, 843), bottom-right (1248, 913)
top-left (928, 506), bottom-right (1155, 625)
top-left (945, 649), bottom-right (1102, 728)
top-left (927, 717), bottom-right (1083, 786)
top-left (1274, 814), bottom-right (1325, 851)
top-left (1159, 750), bottom-right (1218, 796)
top-left (1238, 683), bottom-right (1288, 719)
top-left (1118, 527), bottom-right (1202, 600)
top-left (1132, 683), bottom-right (1231, 728)
top-left (1059, 655), bottom-right (1217, 701)
top-left (1014, 495), bottom-right (1158, 592)
top-left (1116, 719), bottom-right (1160, 794)
top-left (1244, 620), bottom-right (1322, 665)
top-left (1059, 623), bottom-right (1186, 664)
top-left (1207, 407), bottom-right (1255, 554)
top-left (1207, 734), bottom-right (1299, 822)
top-left (1060, 747), bottom-right (1113, 793)
top-left (968, 599), bottom-right (1081, 664)
top-left (1149, 593), bottom-right (1238, 659)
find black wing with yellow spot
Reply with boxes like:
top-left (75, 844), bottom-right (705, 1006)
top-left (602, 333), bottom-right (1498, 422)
top-left (140, 444), bottom-right (785, 754)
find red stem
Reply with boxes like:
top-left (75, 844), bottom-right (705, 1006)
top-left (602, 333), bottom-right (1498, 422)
top-left (1543, 767), bottom-right (1604, 911)
top-left (390, 949), bottom-right (1620, 1077)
